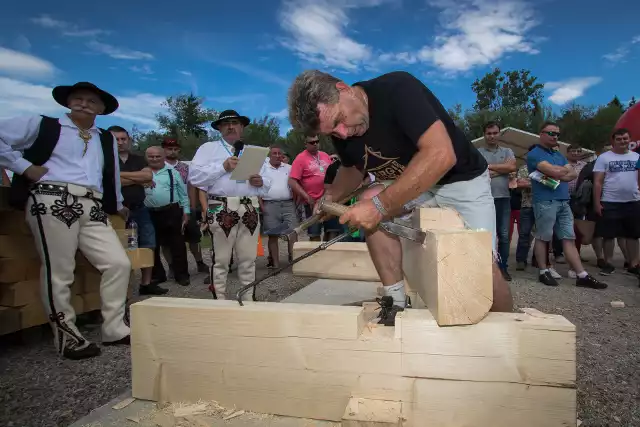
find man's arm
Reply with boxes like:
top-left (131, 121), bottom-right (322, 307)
top-left (487, 149), bottom-right (516, 174)
top-left (1, 168), bottom-right (10, 186)
top-left (120, 169), bottom-right (153, 185)
top-left (377, 121), bottom-right (456, 216)
top-left (534, 161), bottom-right (571, 180)
top-left (0, 116), bottom-right (42, 174)
top-left (593, 172), bottom-right (605, 208)
top-left (173, 170), bottom-right (190, 215)
top-left (323, 166), bottom-right (366, 202)
top-left (188, 142), bottom-right (228, 189)
top-left (558, 164), bottom-right (578, 182)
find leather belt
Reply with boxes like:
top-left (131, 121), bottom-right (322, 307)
top-left (148, 202), bottom-right (180, 212)
top-left (209, 195), bottom-right (253, 205)
top-left (32, 182), bottom-right (103, 200)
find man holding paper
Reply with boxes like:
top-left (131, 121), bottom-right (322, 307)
top-left (189, 110), bottom-right (272, 300)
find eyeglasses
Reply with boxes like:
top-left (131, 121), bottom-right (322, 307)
top-left (544, 131), bottom-right (560, 138)
top-left (307, 140), bottom-right (319, 145)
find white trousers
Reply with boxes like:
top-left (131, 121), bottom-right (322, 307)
top-left (25, 192), bottom-right (131, 354)
top-left (209, 198), bottom-right (260, 300)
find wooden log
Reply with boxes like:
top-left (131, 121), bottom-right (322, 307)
top-left (131, 298), bottom-right (576, 425)
top-left (342, 398), bottom-right (404, 427)
top-left (292, 242), bottom-right (378, 281)
top-left (401, 208), bottom-right (493, 326)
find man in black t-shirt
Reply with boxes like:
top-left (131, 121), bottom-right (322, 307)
top-left (287, 70), bottom-right (512, 324)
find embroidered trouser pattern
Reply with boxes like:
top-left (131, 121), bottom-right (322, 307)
top-left (208, 198), bottom-right (260, 300)
top-left (25, 191), bottom-right (131, 354)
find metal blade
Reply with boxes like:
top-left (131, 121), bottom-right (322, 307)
top-left (379, 221), bottom-right (426, 244)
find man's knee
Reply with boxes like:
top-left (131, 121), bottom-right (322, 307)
top-left (111, 249), bottom-right (132, 273)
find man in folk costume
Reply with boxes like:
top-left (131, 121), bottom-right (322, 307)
top-left (189, 110), bottom-right (271, 300)
top-left (0, 82), bottom-right (131, 359)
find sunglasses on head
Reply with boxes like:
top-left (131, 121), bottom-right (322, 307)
top-left (307, 140), bottom-right (319, 145)
top-left (544, 131), bottom-right (560, 138)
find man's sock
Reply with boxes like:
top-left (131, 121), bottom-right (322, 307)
top-left (539, 268), bottom-right (549, 275)
top-left (577, 271), bottom-right (588, 278)
top-left (383, 281), bottom-right (406, 308)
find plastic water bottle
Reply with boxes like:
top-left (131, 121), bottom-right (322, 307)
top-left (127, 220), bottom-right (139, 249)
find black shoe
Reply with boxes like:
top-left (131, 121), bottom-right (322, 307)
top-left (576, 274), bottom-right (607, 289)
top-left (196, 261), bottom-right (209, 274)
top-left (167, 268), bottom-right (175, 280)
top-left (103, 335), bottom-right (131, 346)
top-left (501, 269), bottom-right (512, 281)
top-left (516, 261), bottom-right (526, 271)
top-left (624, 262), bottom-right (629, 269)
top-left (599, 264), bottom-right (615, 276)
top-left (267, 256), bottom-right (274, 268)
top-left (204, 275), bottom-right (211, 285)
top-left (139, 283), bottom-right (169, 295)
top-left (177, 278), bottom-right (190, 286)
top-left (626, 266), bottom-right (640, 276)
top-left (538, 271), bottom-right (559, 286)
top-left (376, 296), bottom-right (404, 327)
top-left (62, 342), bottom-right (101, 360)
top-left (596, 258), bottom-right (607, 269)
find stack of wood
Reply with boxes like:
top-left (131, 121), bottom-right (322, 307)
top-left (0, 186), bottom-right (153, 336)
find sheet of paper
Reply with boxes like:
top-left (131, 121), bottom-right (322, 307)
top-left (230, 145), bottom-right (270, 181)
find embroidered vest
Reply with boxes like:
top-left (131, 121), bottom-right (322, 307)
top-left (9, 115), bottom-right (118, 214)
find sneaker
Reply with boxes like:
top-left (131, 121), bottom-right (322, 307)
top-left (576, 274), bottom-right (607, 289)
top-left (266, 256), bottom-right (274, 268)
top-left (596, 258), bottom-right (607, 269)
top-left (177, 278), bottom-right (191, 287)
top-left (196, 261), bottom-right (209, 274)
top-left (599, 264), bottom-right (615, 276)
top-left (376, 296), bottom-right (404, 327)
top-left (103, 335), bottom-right (131, 346)
top-left (539, 271), bottom-right (559, 286)
top-left (555, 255), bottom-right (566, 264)
top-left (626, 266), bottom-right (640, 276)
top-left (516, 261), bottom-right (526, 271)
top-left (139, 283), bottom-right (169, 295)
top-left (624, 262), bottom-right (629, 269)
top-left (501, 269), bottom-right (512, 282)
top-left (63, 342), bottom-right (101, 360)
top-left (548, 268), bottom-right (562, 279)
top-left (567, 270), bottom-right (577, 279)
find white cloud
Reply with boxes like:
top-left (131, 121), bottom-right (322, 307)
top-left (209, 94), bottom-right (265, 104)
top-left (130, 64), bottom-right (154, 75)
top-left (31, 14), bottom-right (109, 38)
top-left (269, 108), bottom-right (288, 119)
top-left (0, 77), bottom-right (165, 129)
top-left (416, 0), bottom-right (539, 72)
top-left (633, 35), bottom-right (640, 44)
top-left (31, 14), bottom-right (66, 29)
top-left (0, 47), bottom-right (57, 79)
top-left (178, 70), bottom-right (192, 76)
top-left (545, 77), bottom-right (602, 105)
top-left (213, 59), bottom-right (290, 87)
top-left (87, 41), bottom-right (154, 60)
top-left (603, 46), bottom-right (629, 63)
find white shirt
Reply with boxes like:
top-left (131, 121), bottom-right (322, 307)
top-left (188, 139), bottom-right (272, 197)
top-left (0, 114), bottom-right (123, 210)
top-left (262, 162), bottom-right (292, 201)
top-left (593, 150), bottom-right (640, 202)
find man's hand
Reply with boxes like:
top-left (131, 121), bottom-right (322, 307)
top-left (248, 174), bottom-right (263, 187)
top-left (489, 170), bottom-right (500, 178)
top-left (339, 199), bottom-right (383, 231)
top-left (594, 203), bottom-right (603, 216)
top-left (118, 206), bottom-right (130, 222)
top-left (223, 156), bottom-right (239, 172)
top-left (181, 214), bottom-right (189, 233)
top-left (23, 165), bottom-right (48, 182)
top-left (143, 180), bottom-right (155, 188)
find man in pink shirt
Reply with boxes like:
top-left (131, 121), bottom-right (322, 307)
top-left (289, 136), bottom-right (341, 241)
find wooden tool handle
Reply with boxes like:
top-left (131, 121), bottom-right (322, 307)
top-left (291, 188), bottom-right (362, 235)
top-left (319, 201), bottom-right (349, 217)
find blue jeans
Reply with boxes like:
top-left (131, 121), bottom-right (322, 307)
top-left (494, 198), bottom-right (511, 270)
top-left (516, 207), bottom-right (534, 263)
top-left (128, 206), bottom-right (156, 248)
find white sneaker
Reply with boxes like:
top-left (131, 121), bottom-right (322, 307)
top-left (568, 270), bottom-right (577, 279)
top-left (548, 268), bottom-right (562, 279)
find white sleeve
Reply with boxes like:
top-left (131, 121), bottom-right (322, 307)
top-left (188, 142), bottom-right (228, 189)
top-left (593, 154), bottom-right (607, 173)
top-left (0, 115), bottom-right (43, 174)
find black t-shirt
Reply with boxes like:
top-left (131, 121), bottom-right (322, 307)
top-left (119, 153), bottom-right (147, 208)
top-left (324, 160), bottom-right (341, 185)
top-left (332, 71), bottom-right (487, 185)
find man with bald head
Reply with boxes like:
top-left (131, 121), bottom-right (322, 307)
top-left (144, 146), bottom-right (191, 287)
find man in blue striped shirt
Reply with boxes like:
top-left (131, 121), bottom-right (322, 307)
top-left (144, 146), bottom-right (191, 286)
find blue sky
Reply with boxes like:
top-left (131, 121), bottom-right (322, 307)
top-left (0, 0), bottom-right (638, 135)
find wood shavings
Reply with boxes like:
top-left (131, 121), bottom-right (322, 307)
top-left (112, 397), bottom-right (136, 410)
top-left (126, 415), bottom-right (140, 423)
top-left (610, 301), bottom-right (625, 308)
top-left (223, 410), bottom-right (245, 420)
top-left (173, 403), bottom-right (208, 418)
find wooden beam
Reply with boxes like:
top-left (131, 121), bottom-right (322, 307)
top-left (401, 208), bottom-right (494, 326)
top-left (342, 398), bottom-right (404, 427)
top-left (131, 298), bottom-right (576, 425)
top-left (292, 242), bottom-right (379, 281)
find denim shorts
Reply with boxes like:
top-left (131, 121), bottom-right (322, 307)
top-left (532, 200), bottom-right (575, 241)
top-left (128, 206), bottom-right (156, 248)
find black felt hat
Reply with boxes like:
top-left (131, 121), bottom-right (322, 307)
top-left (52, 82), bottom-right (119, 115)
top-left (212, 110), bottom-right (250, 130)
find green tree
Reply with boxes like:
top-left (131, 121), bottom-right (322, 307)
top-left (243, 115), bottom-right (285, 147)
top-left (471, 68), bottom-right (544, 113)
top-left (156, 93), bottom-right (218, 138)
top-left (282, 129), bottom-right (334, 159)
top-left (629, 96), bottom-right (637, 109)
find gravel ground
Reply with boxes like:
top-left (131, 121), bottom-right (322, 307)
top-left (0, 243), bottom-right (638, 427)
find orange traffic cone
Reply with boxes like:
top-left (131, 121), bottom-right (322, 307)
top-left (257, 234), bottom-right (264, 257)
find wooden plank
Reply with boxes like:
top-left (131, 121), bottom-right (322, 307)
top-left (0, 186), bottom-right (9, 212)
top-left (0, 306), bottom-right (20, 335)
top-left (0, 210), bottom-right (30, 235)
top-left (127, 248), bottom-right (154, 269)
top-left (342, 398), bottom-right (403, 427)
top-left (19, 295), bottom-right (83, 329)
top-left (0, 258), bottom-right (40, 283)
top-left (130, 298), bottom-right (576, 425)
top-left (402, 208), bottom-right (494, 326)
top-left (0, 280), bottom-right (39, 306)
top-left (109, 215), bottom-right (126, 230)
top-left (292, 242), bottom-right (378, 281)
top-left (0, 235), bottom-right (39, 259)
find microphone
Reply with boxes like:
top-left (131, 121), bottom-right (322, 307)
top-left (233, 140), bottom-right (245, 157)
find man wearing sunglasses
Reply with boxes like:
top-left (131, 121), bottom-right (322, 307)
top-left (527, 122), bottom-right (606, 289)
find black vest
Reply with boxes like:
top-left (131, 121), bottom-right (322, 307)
top-left (9, 116), bottom-right (118, 214)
